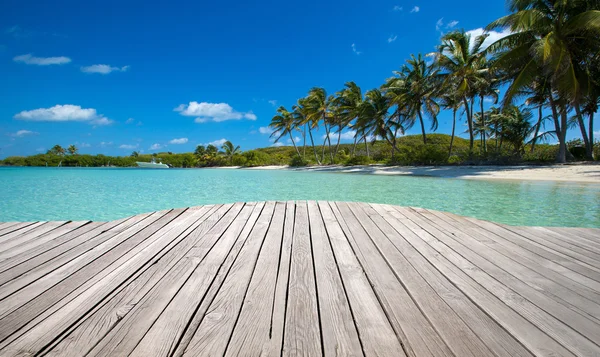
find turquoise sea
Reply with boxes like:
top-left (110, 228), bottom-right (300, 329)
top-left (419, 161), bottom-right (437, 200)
top-left (0, 167), bottom-right (599, 227)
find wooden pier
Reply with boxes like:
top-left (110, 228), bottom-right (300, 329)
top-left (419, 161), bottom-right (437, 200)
top-left (0, 201), bottom-right (599, 356)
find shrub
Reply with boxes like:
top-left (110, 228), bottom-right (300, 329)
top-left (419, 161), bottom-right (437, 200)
top-left (289, 156), bottom-right (309, 167)
top-left (344, 155), bottom-right (371, 166)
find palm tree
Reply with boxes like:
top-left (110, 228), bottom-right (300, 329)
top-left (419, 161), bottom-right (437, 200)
top-left (194, 145), bottom-right (206, 158)
top-left (336, 82), bottom-right (364, 157)
top-left (48, 145), bottom-right (65, 156)
top-left (293, 98), bottom-right (321, 165)
top-left (270, 106), bottom-right (301, 157)
top-left (221, 141), bottom-right (241, 164)
top-left (67, 144), bottom-right (78, 155)
top-left (305, 87), bottom-right (335, 164)
top-left (384, 54), bottom-right (440, 144)
top-left (131, 151), bottom-right (139, 158)
top-left (486, 0), bottom-right (600, 162)
top-left (439, 91), bottom-right (463, 158)
top-left (434, 30), bottom-right (488, 152)
top-left (358, 89), bottom-right (403, 158)
top-left (499, 105), bottom-right (533, 155)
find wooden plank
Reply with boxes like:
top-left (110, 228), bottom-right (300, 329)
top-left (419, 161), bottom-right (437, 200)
top-left (0, 222), bottom-right (43, 240)
top-left (428, 211), bottom-right (600, 304)
top-left (318, 201), bottom-right (405, 356)
top-left (0, 222), bottom-right (64, 253)
top-left (0, 221), bottom-right (90, 262)
top-left (170, 203), bottom-right (267, 357)
top-left (306, 201), bottom-right (363, 355)
top-left (0, 220), bottom-right (124, 281)
top-left (0, 209), bottom-right (179, 346)
top-left (86, 203), bottom-right (249, 357)
top-left (350, 202), bottom-right (493, 357)
top-left (40, 205), bottom-right (227, 357)
top-left (282, 201), bottom-right (322, 357)
top-left (0, 207), bottom-right (214, 356)
top-left (378, 204), bottom-right (574, 357)
top-left (223, 202), bottom-right (291, 356)
top-left (180, 202), bottom-right (276, 356)
top-left (452, 212), bottom-right (600, 281)
top-left (333, 202), bottom-right (452, 357)
top-left (0, 216), bottom-right (144, 293)
top-left (0, 223), bottom-right (31, 237)
top-left (370, 203), bottom-right (532, 357)
top-left (533, 226), bottom-right (600, 253)
top-left (396, 206), bottom-right (600, 357)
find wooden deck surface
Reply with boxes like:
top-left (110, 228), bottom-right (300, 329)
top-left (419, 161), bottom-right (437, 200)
top-left (0, 201), bottom-right (599, 356)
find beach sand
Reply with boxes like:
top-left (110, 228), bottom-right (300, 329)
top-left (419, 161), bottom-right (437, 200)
top-left (242, 163), bottom-right (600, 183)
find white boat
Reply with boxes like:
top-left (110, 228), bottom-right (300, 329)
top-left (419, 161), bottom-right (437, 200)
top-left (136, 159), bottom-right (170, 169)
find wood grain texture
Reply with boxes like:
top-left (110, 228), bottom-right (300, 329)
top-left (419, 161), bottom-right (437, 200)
top-left (0, 202), bottom-right (598, 357)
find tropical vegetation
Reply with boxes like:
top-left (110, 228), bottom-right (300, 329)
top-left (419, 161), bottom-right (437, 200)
top-left (267, 0), bottom-right (599, 164)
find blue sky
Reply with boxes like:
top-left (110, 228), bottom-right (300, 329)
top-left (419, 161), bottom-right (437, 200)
top-left (0, 0), bottom-right (576, 158)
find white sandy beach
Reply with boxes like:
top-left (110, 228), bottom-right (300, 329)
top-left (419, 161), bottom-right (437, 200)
top-left (243, 164), bottom-right (600, 183)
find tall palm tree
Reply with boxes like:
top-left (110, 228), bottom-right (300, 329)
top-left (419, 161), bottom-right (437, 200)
top-left (269, 106), bottom-right (301, 157)
top-left (384, 54), bottom-right (440, 144)
top-left (221, 141), bottom-right (240, 164)
top-left (48, 145), bottom-right (65, 156)
top-left (439, 91), bottom-right (463, 158)
top-left (305, 87), bottom-right (334, 164)
top-left (67, 144), bottom-right (78, 155)
top-left (486, 0), bottom-right (600, 162)
top-left (359, 89), bottom-right (402, 158)
top-left (335, 82), bottom-right (364, 157)
top-left (434, 30), bottom-right (488, 152)
top-left (293, 98), bottom-right (321, 165)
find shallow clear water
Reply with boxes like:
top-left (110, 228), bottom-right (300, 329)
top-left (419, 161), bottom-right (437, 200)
top-left (0, 167), bottom-right (599, 227)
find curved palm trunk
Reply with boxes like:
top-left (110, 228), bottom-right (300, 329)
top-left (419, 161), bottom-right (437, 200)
top-left (320, 119), bottom-right (334, 164)
top-left (351, 136), bottom-right (358, 156)
top-left (549, 95), bottom-right (567, 163)
top-left (530, 105), bottom-right (542, 153)
top-left (364, 136), bottom-right (370, 158)
top-left (574, 105), bottom-right (593, 160)
top-left (417, 109), bottom-right (427, 145)
top-left (480, 94), bottom-right (486, 155)
top-left (303, 124), bottom-right (307, 159)
top-left (590, 112), bottom-right (595, 160)
top-left (289, 132), bottom-right (301, 158)
top-left (449, 108), bottom-right (457, 158)
top-left (463, 97), bottom-right (474, 152)
top-left (308, 127), bottom-right (321, 165)
top-left (334, 128), bottom-right (342, 157)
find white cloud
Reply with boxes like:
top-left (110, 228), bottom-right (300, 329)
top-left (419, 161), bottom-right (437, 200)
top-left (594, 130), bottom-right (600, 137)
top-left (125, 118), bottom-right (135, 124)
top-left (447, 20), bottom-right (459, 29)
top-left (437, 18), bottom-right (459, 32)
top-left (323, 130), bottom-right (357, 141)
top-left (99, 141), bottom-right (113, 147)
top-left (286, 136), bottom-right (301, 144)
top-left (149, 143), bottom-right (163, 150)
top-left (175, 102), bottom-right (257, 123)
top-left (466, 28), bottom-right (513, 50)
top-left (271, 142), bottom-right (284, 147)
top-left (268, 100), bottom-right (277, 106)
top-left (36, 147), bottom-right (45, 153)
top-left (169, 137), bottom-right (188, 144)
top-left (14, 104), bottom-right (113, 126)
top-left (81, 64), bottom-right (130, 74)
top-left (13, 53), bottom-right (71, 66)
top-left (388, 35), bottom-right (397, 43)
top-left (119, 144), bottom-right (138, 149)
top-left (11, 129), bottom-right (38, 137)
top-left (78, 142), bottom-right (91, 148)
top-left (410, 6), bottom-right (420, 13)
top-left (204, 138), bottom-right (228, 147)
top-left (393, 5), bottom-right (403, 11)
top-left (351, 43), bottom-right (361, 55)
top-left (259, 126), bottom-right (272, 135)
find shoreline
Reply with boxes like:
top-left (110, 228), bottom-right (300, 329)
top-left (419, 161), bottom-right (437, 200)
top-left (240, 163), bottom-right (600, 184)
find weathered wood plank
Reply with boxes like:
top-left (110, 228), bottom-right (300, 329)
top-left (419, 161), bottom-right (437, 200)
top-left (396, 206), bottom-right (600, 357)
top-left (307, 201), bottom-right (363, 356)
top-left (41, 205), bottom-right (226, 357)
top-left (180, 202), bottom-right (275, 356)
top-left (0, 209), bottom-right (178, 347)
top-left (333, 202), bottom-right (452, 357)
top-left (0, 221), bottom-right (90, 262)
top-left (0, 222), bottom-right (67, 254)
top-left (0, 207), bottom-right (210, 356)
top-left (379, 204), bottom-right (574, 357)
top-left (282, 201), bottom-right (322, 357)
top-left (351, 202), bottom-right (493, 357)
top-left (319, 201), bottom-right (406, 356)
top-left (0, 222), bottom-right (45, 242)
top-left (223, 202), bottom-right (290, 356)
top-left (0, 223), bottom-right (33, 237)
